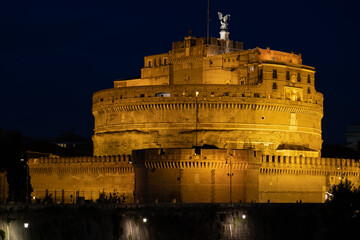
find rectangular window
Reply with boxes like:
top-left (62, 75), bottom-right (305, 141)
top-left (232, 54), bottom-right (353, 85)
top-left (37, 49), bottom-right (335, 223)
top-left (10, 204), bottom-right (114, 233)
top-left (272, 69), bottom-right (277, 79)
top-left (307, 74), bottom-right (311, 84)
top-left (148, 60), bottom-right (152, 67)
top-left (286, 71), bottom-right (290, 80)
top-left (163, 58), bottom-right (168, 66)
top-left (249, 66), bottom-right (254, 72)
top-left (254, 93), bottom-right (260, 98)
top-left (297, 73), bottom-right (301, 82)
top-left (258, 69), bottom-right (263, 80)
top-left (272, 82), bottom-right (278, 89)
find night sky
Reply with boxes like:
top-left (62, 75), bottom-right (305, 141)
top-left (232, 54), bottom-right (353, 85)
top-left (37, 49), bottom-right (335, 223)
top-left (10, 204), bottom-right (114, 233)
top-left (0, 0), bottom-right (358, 145)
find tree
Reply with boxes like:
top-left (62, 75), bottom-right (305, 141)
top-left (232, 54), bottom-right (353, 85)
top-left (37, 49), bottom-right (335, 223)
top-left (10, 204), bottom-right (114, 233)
top-left (329, 179), bottom-right (360, 212)
top-left (327, 179), bottom-right (360, 238)
top-left (0, 130), bottom-right (31, 203)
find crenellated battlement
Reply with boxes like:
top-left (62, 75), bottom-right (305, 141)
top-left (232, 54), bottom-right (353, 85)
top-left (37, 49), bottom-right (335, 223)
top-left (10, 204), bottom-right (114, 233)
top-left (260, 155), bottom-right (360, 178)
top-left (29, 155), bottom-right (131, 165)
top-left (261, 155), bottom-right (359, 167)
top-left (28, 155), bottom-right (133, 176)
top-left (133, 148), bottom-right (260, 170)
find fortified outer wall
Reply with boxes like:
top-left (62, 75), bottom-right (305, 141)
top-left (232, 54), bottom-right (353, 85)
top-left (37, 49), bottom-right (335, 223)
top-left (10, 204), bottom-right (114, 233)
top-left (132, 149), bottom-right (360, 204)
top-left (133, 148), bottom-right (262, 203)
top-left (259, 155), bottom-right (360, 203)
top-left (28, 155), bottom-right (134, 203)
top-left (28, 152), bottom-right (360, 204)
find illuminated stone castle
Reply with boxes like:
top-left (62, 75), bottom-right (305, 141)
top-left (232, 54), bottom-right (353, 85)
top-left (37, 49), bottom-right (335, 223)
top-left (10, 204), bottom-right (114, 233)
top-left (28, 31), bottom-right (360, 204)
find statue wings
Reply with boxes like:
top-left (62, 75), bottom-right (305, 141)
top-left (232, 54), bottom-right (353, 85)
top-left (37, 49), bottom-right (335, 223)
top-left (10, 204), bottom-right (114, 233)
top-left (218, 12), bottom-right (230, 22)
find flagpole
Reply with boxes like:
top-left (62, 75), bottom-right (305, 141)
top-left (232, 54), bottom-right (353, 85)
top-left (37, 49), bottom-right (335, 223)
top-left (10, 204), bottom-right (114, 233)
top-left (206, 0), bottom-right (209, 44)
top-left (195, 91), bottom-right (199, 147)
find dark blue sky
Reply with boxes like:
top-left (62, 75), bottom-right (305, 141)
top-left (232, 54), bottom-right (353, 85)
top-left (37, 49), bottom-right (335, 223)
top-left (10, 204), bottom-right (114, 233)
top-left (0, 0), bottom-right (358, 144)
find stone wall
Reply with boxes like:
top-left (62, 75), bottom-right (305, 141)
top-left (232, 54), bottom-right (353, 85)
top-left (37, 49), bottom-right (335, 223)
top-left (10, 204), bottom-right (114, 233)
top-left (259, 155), bottom-right (360, 203)
top-left (133, 149), bottom-right (360, 204)
top-left (133, 149), bottom-right (262, 203)
top-left (92, 84), bottom-right (323, 156)
top-left (28, 155), bottom-right (134, 203)
top-left (28, 150), bottom-right (360, 204)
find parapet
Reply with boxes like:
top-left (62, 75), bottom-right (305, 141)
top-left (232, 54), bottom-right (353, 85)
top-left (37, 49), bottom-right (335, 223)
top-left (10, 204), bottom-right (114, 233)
top-left (261, 154), bottom-right (360, 178)
top-left (28, 155), bottom-right (132, 165)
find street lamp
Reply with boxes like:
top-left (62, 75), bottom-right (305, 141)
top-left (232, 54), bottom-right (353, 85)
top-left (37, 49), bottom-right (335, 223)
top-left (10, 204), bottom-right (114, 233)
top-left (195, 91), bottom-right (199, 147)
top-left (21, 158), bottom-right (29, 205)
top-left (226, 154), bottom-right (233, 204)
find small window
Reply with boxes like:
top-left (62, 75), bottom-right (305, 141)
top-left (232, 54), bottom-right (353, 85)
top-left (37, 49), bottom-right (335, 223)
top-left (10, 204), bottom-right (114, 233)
top-left (272, 82), bottom-right (277, 90)
top-left (272, 69), bottom-right (277, 79)
top-left (254, 93), bottom-right (260, 98)
top-left (308, 88), bottom-right (311, 94)
top-left (249, 66), bottom-right (254, 72)
top-left (297, 73), bottom-right (301, 82)
top-left (286, 71), bottom-right (290, 80)
top-left (241, 94), bottom-right (245, 97)
top-left (140, 94), bottom-right (145, 97)
top-left (100, 98), bottom-right (103, 102)
top-left (307, 74), bottom-right (311, 84)
top-left (163, 58), bottom-right (168, 66)
top-left (148, 60), bottom-right (152, 67)
top-left (223, 92), bottom-right (229, 96)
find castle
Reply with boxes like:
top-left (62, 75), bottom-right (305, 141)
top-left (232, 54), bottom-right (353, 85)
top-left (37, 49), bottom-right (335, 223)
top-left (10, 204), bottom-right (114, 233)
top-left (28, 20), bottom-right (360, 204)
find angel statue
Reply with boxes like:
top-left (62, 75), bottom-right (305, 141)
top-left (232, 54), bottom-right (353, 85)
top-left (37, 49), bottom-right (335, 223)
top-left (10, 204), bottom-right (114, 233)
top-left (218, 12), bottom-right (230, 30)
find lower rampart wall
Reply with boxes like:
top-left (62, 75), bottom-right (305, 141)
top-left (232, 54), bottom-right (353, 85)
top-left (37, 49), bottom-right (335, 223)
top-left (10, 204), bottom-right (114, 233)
top-left (28, 151), bottom-right (360, 204)
top-left (28, 155), bottom-right (134, 203)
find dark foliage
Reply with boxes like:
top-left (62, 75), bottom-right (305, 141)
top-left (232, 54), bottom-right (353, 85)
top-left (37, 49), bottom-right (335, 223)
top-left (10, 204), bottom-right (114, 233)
top-left (327, 179), bottom-right (360, 238)
top-left (96, 189), bottom-right (127, 204)
top-left (0, 129), bottom-right (31, 203)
